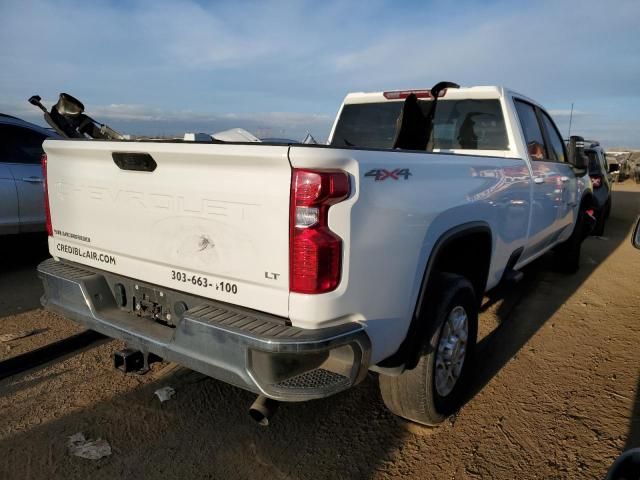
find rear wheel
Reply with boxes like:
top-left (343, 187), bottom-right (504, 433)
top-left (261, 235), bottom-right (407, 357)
top-left (379, 273), bottom-right (477, 425)
top-left (593, 201), bottom-right (610, 236)
top-left (554, 202), bottom-right (592, 273)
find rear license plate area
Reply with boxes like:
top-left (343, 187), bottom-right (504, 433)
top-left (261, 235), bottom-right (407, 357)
top-left (132, 284), bottom-right (173, 326)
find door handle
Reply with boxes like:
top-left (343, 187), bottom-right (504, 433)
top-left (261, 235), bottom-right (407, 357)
top-left (21, 176), bottom-right (43, 183)
top-left (533, 176), bottom-right (545, 184)
top-left (560, 176), bottom-right (570, 183)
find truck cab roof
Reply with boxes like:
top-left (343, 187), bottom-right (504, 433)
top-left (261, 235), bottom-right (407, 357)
top-left (340, 86), bottom-right (541, 108)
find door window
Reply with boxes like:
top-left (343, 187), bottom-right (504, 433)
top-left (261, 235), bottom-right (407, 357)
top-left (514, 100), bottom-right (548, 162)
top-left (539, 111), bottom-right (566, 163)
top-left (0, 125), bottom-right (48, 164)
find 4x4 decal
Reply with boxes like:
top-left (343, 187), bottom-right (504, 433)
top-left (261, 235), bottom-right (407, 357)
top-left (365, 168), bottom-right (412, 181)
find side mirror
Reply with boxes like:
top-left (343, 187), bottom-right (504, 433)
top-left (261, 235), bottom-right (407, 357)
top-left (608, 163), bottom-right (620, 173)
top-left (567, 136), bottom-right (587, 170)
top-left (633, 216), bottom-right (640, 249)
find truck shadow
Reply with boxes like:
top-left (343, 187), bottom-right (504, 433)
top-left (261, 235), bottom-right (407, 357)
top-left (0, 362), bottom-right (414, 479)
top-left (0, 233), bottom-right (49, 318)
top-left (468, 188), bottom-right (640, 446)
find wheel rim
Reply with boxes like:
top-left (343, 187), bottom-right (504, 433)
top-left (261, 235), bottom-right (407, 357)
top-left (434, 305), bottom-right (468, 397)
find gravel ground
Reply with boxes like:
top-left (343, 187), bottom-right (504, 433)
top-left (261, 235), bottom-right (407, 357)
top-left (0, 235), bottom-right (83, 361)
top-left (0, 183), bottom-right (638, 479)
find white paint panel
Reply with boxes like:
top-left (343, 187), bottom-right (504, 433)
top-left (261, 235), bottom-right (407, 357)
top-left (289, 146), bottom-right (531, 363)
top-left (44, 140), bottom-right (292, 317)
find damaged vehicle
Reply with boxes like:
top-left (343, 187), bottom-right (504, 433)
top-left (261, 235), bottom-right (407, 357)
top-left (36, 82), bottom-right (593, 426)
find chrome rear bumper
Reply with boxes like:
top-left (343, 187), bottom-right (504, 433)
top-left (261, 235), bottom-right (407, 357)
top-left (38, 258), bottom-right (370, 401)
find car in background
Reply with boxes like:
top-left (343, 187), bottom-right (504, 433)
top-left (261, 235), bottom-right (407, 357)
top-left (0, 114), bottom-right (58, 236)
top-left (585, 140), bottom-right (613, 235)
top-left (605, 152), bottom-right (632, 183)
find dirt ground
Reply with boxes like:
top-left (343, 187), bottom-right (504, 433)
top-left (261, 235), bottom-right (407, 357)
top-left (0, 235), bottom-right (83, 361)
top-left (0, 183), bottom-right (639, 480)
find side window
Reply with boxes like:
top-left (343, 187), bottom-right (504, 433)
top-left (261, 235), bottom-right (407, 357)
top-left (540, 111), bottom-right (566, 163)
top-left (586, 150), bottom-right (600, 174)
top-left (0, 125), bottom-right (47, 164)
top-left (514, 100), bottom-right (548, 162)
top-left (0, 126), bottom-right (9, 164)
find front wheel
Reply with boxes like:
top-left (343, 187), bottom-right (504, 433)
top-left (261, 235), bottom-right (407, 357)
top-left (379, 273), bottom-right (477, 425)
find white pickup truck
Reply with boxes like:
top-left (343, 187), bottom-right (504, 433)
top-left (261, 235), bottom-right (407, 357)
top-left (38, 83), bottom-right (593, 426)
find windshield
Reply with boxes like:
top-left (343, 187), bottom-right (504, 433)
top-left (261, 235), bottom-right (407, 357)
top-left (330, 99), bottom-right (508, 150)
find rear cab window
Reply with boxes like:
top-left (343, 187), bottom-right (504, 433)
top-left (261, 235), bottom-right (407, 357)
top-left (330, 99), bottom-right (509, 151)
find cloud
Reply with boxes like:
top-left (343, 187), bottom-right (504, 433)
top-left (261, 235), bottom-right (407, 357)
top-left (1, 0), bottom-right (639, 145)
top-left (1, 98), bottom-right (332, 140)
top-left (90, 104), bottom-right (333, 137)
top-left (325, 0), bottom-right (640, 102)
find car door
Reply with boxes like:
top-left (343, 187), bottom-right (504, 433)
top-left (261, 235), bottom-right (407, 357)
top-left (0, 161), bottom-right (19, 235)
top-left (0, 125), bottom-right (47, 232)
top-left (538, 109), bottom-right (578, 235)
top-left (514, 99), bottom-right (565, 259)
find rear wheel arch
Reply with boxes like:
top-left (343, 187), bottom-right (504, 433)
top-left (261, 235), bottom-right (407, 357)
top-left (379, 222), bottom-right (492, 370)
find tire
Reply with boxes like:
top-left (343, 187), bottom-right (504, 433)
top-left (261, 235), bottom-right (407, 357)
top-left (379, 273), bottom-right (477, 425)
top-left (592, 204), bottom-right (607, 236)
top-left (554, 202), bottom-right (591, 273)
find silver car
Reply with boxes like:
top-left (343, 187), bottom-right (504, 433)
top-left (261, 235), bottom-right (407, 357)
top-left (0, 114), bottom-right (58, 235)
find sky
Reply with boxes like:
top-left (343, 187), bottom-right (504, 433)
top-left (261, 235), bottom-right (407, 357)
top-left (1, 0), bottom-right (639, 146)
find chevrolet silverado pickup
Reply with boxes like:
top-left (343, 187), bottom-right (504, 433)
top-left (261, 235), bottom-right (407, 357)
top-left (38, 83), bottom-right (593, 426)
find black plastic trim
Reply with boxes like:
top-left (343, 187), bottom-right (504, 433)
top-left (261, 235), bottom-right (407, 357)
top-left (378, 222), bottom-right (492, 369)
top-left (499, 246), bottom-right (524, 283)
top-left (112, 152), bottom-right (157, 172)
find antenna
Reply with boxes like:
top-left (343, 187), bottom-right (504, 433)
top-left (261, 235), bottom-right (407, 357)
top-left (567, 102), bottom-right (574, 137)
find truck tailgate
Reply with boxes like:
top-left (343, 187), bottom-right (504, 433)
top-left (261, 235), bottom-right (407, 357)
top-left (43, 140), bottom-right (292, 317)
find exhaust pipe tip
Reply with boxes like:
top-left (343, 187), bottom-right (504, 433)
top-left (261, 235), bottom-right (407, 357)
top-left (249, 395), bottom-right (279, 427)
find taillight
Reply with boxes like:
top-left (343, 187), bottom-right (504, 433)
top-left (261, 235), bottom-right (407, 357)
top-left (290, 169), bottom-right (350, 294)
top-left (41, 153), bottom-right (52, 236)
top-left (590, 175), bottom-right (602, 189)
